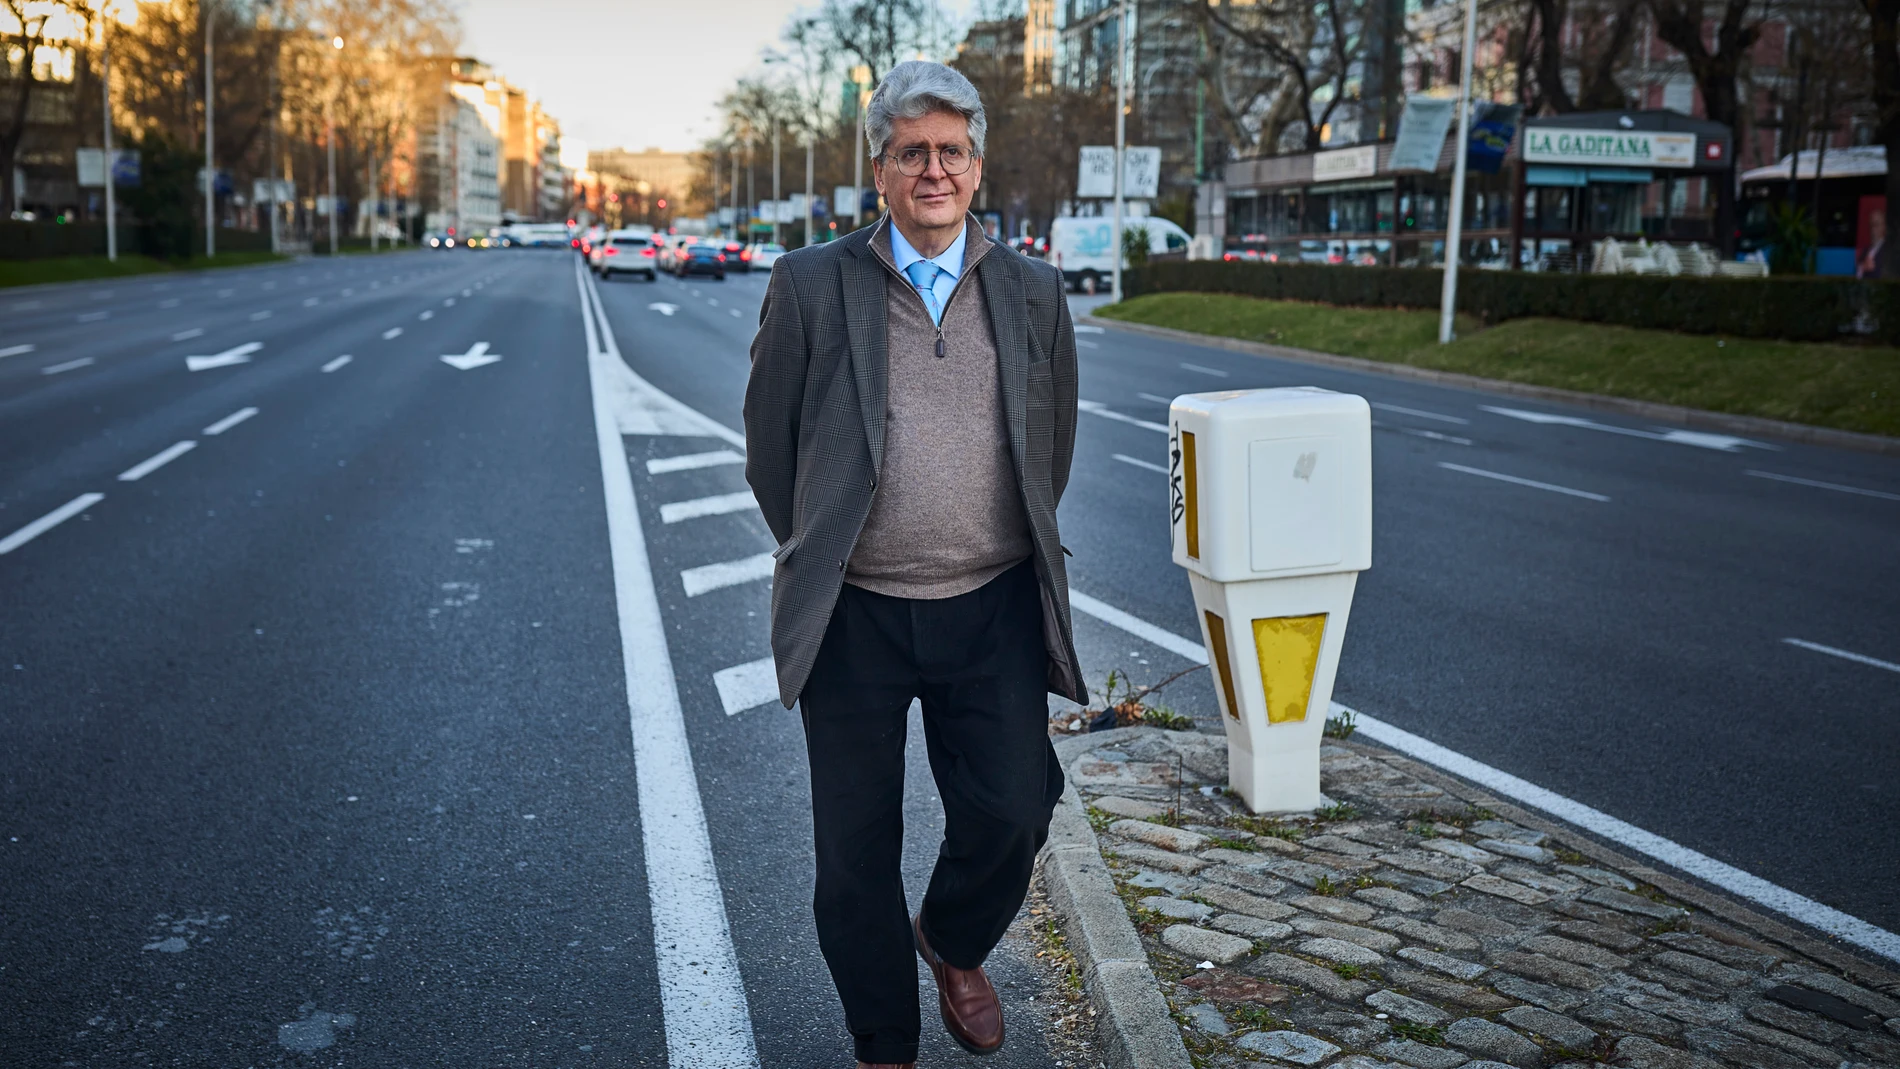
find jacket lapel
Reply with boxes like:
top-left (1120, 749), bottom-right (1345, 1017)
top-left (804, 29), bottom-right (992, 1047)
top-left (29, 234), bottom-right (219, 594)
top-left (980, 250), bottom-right (1030, 479)
top-left (841, 229), bottom-right (890, 473)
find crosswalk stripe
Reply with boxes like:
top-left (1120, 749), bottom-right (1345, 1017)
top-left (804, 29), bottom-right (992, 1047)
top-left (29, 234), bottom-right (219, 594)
top-left (713, 657), bottom-right (779, 716)
top-left (659, 490), bottom-right (757, 524)
top-left (647, 449), bottom-right (745, 475)
top-left (681, 552), bottom-right (774, 597)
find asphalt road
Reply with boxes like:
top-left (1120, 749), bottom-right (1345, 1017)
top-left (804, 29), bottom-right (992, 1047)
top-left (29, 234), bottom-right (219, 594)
top-left (1, 246), bottom-right (1895, 1065)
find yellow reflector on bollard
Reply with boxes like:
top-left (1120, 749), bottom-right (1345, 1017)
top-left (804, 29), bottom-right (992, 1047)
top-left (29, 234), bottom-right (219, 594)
top-left (1183, 430), bottom-right (1200, 559)
top-left (1203, 610), bottom-right (1240, 720)
top-left (1252, 614), bottom-right (1327, 724)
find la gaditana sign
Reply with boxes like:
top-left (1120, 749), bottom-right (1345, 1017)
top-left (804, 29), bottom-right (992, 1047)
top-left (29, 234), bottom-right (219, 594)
top-left (1523, 129), bottom-right (1696, 168)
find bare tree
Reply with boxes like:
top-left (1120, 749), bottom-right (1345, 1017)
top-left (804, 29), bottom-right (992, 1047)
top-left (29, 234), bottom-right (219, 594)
top-left (1647, 0), bottom-right (1766, 251)
top-left (1519, 0), bottom-right (1645, 114)
top-left (1, 0), bottom-right (81, 216)
top-left (1198, 0), bottom-right (1366, 153)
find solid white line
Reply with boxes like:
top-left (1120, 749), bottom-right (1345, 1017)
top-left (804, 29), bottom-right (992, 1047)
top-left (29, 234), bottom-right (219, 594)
top-left (713, 657), bottom-right (780, 717)
top-left (1078, 339), bottom-right (1101, 349)
top-left (659, 490), bottom-right (758, 524)
top-left (647, 450), bottom-right (745, 474)
top-left (1068, 587), bottom-right (1900, 964)
top-left (1746, 469), bottom-right (1900, 502)
top-left (203, 407), bottom-right (258, 436)
top-left (41, 357), bottom-right (94, 376)
top-left (682, 552), bottom-right (775, 597)
top-left (1077, 399), bottom-right (1168, 434)
top-left (1373, 401), bottom-right (1471, 425)
top-left (578, 256), bottom-right (759, 1066)
top-left (1180, 361), bottom-right (1229, 377)
top-left (1113, 453), bottom-right (1169, 474)
top-left (1783, 637), bottom-right (1900, 674)
top-left (321, 355), bottom-right (353, 373)
top-left (170, 328), bottom-right (204, 341)
top-left (381, 327), bottom-right (403, 339)
top-left (0, 493), bottom-right (106, 555)
top-left (117, 440), bottom-right (196, 481)
top-left (1439, 462), bottom-right (1609, 502)
top-left (1138, 392), bottom-right (1173, 406)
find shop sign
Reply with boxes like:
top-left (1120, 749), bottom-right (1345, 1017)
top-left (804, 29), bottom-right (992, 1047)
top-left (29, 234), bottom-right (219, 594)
top-left (1524, 128), bottom-right (1695, 168)
top-left (1313, 144), bottom-right (1378, 181)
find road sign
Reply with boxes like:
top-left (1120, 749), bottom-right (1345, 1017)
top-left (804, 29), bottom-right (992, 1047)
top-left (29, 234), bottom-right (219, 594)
top-left (1077, 145), bottom-right (1161, 199)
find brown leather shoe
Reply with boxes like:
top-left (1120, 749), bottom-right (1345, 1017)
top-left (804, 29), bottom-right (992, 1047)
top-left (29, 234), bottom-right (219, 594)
top-left (913, 912), bottom-right (1004, 1055)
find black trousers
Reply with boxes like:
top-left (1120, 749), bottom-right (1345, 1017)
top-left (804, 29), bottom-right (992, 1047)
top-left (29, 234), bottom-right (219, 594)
top-left (800, 559), bottom-right (1065, 1065)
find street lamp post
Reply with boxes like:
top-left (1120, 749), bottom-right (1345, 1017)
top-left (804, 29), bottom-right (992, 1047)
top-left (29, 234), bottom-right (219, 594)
top-left (1437, 0), bottom-right (1480, 344)
top-left (728, 145), bottom-right (738, 240)
top-left (327, 35), bottom-right (342, 255)
top-left (804, 133), bottom-right (814, 247)
top-left (102, 3), bottom-right (116, 262)
top-left (1111, 0), bottom-right (1129, 303)
top-left (204, 1), bottom-right (215, 258)
top-left (771, 119), bottom-right (781, 246)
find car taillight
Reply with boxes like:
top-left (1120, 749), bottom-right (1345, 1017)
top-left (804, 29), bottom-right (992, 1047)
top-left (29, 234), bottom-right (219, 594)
top-left (642, 248), bottom-right (654, 256)
top-left (606, 247), bottom-right (617, 256)
top-left (740, 250), bottom-right (751, 260)
top-left (717, 254), bottom-right (726, 262)
top-left (570, 238), bottom-right (580, 247)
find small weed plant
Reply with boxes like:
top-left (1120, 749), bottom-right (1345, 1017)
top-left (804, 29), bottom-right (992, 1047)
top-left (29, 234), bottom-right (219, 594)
top-left (1390, 1020), bottom-right (1445, 1045)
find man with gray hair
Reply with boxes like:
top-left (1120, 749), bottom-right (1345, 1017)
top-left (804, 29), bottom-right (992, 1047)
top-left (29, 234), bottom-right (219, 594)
top-left (744, 59), bottom-right (1082, 1067)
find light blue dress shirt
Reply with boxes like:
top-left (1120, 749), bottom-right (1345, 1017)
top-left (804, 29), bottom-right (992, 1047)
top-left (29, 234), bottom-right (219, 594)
top-left (889, 223), bottom-right (966, 318)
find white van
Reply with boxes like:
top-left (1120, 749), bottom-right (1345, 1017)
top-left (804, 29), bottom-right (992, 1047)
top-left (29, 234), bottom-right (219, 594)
top-left (1047, 215), bottom-right (1192, 294)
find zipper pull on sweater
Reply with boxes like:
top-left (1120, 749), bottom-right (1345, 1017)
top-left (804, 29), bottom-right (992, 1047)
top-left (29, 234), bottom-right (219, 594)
top-left (935, 330), bottom-right (945, 358)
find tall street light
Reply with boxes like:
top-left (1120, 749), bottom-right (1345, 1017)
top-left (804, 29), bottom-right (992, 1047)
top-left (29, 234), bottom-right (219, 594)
top-left (328, 35), bottom-right (343, 255)
top-left (204, 0), bottom-right (215, 258)
top-left (101, 0), bottom-right (116, 261)
top-left (1110, 0), bottom-right (1129, 303)
top-left (1437, 0), bottom-right (1479, 344)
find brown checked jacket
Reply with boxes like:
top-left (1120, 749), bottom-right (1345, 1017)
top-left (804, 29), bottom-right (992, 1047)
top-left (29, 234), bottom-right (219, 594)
top-left (743, 215), bottom-right (1084, 708)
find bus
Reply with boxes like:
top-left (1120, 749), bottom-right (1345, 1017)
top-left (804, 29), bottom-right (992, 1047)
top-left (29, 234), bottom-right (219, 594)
top-left (1738, 146), bottom-right (1884, 276)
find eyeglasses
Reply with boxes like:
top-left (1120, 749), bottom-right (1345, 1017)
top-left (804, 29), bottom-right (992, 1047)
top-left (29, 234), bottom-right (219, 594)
top-left (883, 145), bottom-right (976, 177)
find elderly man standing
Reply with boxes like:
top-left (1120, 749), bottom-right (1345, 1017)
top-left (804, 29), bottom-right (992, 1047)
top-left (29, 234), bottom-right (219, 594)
top-left (744, 60), bottom-right (1083, 1068)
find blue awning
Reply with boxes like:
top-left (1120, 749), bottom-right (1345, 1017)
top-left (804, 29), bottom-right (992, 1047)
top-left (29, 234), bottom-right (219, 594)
top-left (1587, 167), bottom-right (1654, 183)
top-left (1525, 165), bottom-right (1586, 187)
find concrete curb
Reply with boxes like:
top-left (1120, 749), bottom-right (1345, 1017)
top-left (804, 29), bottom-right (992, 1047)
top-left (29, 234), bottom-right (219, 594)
top-left (1044, 727), bottom-right (1194, 1069)
top-left (1084, 313), bottom-right (1900, 457)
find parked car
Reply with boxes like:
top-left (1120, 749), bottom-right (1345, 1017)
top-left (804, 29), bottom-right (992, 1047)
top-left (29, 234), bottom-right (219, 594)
top-left (594, 229), bottom-right (660, 281)
top-left (674, 241), bottom-right (728, 279)
top-left (746, 242), bottom-right (786, 270)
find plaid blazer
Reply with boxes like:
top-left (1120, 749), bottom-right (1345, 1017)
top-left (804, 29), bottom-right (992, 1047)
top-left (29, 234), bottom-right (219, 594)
top-left (744, 216), bottom-right (1084, 708)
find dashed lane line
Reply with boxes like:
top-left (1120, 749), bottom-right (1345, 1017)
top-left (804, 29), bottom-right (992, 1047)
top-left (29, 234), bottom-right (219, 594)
top-left (0, 344), bottom-right (34, 359)
top-left (1373, 401), bottom-right (1470, 425)
top-left (249, 310), bottom-right (272, 321)
top-left (1066, 588), bottom-right (1900, 964)
top-left (116, 441), bottom-right (196, 482)
top-left (713, 657), bottom-right (779, 717)
top-left (1783, 637), bottom-right (1900, 674)
top-left (0, 493), bottom-right (106, 555)
top-left (203, 407), bottom-right (258, 436)
top-left (681, 552), bottom-right (774, 598)
top-left (170, 328), bottom-right (205, 342)
top-left (659, 491), bottom-right (758, 524)
top-left (381, 327), bottom-right (403, 340)
top-left (41, 357), bottom-right (94, 376)
top-left (1746, 469), bottom-right (1900, 502)
top-left (321, 355), bottom-right (353, 373)
top-left (1077, 399), bottom-right (1168, 434)
top-left (647, 450), bottom-right (745, 474)
top-left (1179, 361), bottom-right (1228, 377)
top-left (1438, 462), bottom-right (1609, 502)
top-left (1112, 453), bottom-right (1168, 474)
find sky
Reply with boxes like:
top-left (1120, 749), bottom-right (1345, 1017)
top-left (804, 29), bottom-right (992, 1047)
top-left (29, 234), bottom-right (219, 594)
top-left (455, 0), bottom-right (985, 157)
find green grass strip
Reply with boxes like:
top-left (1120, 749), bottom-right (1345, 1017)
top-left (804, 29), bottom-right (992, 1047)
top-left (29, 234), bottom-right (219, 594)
top-left (0, 251), bottom-right (288, 290)
top-left (1096, 292), bottom-right (1899, 438)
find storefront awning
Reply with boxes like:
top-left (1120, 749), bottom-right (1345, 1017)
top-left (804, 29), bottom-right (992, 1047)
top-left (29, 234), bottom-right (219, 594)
top-left (1525, 165), bottom-right (1656, 187)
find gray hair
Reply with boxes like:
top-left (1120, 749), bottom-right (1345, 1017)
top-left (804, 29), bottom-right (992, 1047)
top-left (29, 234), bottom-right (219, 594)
top-left (863, 60), bottom-right (987, 161)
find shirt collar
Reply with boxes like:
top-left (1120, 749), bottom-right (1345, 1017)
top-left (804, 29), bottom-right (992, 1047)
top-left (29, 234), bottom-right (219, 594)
top-left (888, 222), bottom-right (966, 280)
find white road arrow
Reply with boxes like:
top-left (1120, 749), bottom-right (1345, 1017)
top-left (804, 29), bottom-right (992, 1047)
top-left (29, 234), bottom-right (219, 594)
top-left (185, 342), bottom-right (262, 372)
top-left (649, 302), bottom-right (678, 316)
top-left (441, 341), bottom-right (502, 371)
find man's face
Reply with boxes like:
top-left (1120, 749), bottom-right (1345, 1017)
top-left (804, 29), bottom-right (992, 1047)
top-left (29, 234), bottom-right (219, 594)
top-left (874, 109), bottom-right (983, 236)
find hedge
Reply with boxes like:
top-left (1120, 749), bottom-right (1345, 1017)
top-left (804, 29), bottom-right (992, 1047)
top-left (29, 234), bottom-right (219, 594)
top-left (0, 221), bottom-right (273, 261)
top-left (1122, 261), bottom-right (1900, 347)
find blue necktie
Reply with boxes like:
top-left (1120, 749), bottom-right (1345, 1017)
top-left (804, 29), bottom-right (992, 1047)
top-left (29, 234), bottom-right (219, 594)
top-left (904, 260), bottom-right (944, 326)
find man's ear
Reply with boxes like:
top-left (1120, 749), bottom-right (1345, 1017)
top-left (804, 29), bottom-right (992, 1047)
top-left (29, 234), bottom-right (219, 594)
top-left (871, 159), bottom-right (887, 198)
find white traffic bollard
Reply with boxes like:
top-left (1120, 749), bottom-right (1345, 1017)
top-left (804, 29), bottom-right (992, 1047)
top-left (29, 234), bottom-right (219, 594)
top-left (1168, 387), bottom-right (1372, 813)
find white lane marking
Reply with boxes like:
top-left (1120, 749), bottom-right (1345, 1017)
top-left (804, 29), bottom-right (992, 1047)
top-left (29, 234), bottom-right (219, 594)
top-left (419, 310), bottom-right (434, 321)
top-left (41, 357), bottom-right (95, 375)
top-left (649, 302), bottom-right (679, 316)
top-left (1439, 462), bottom-right (1609, 502)
top-left (707, 298), bottom-right (719, 307)
top-left (1746, 469), bottom-right (1900, 502)
top-left (461, 288), bottom-right (471, 297)
top-left (660, 491), bottom-right (758, 524)
top-left (158, 298), bottom-right (181, 308)
top-left (1138, 392), bottom-right (1173, 406)
top-left (1077, 399), bottom-right (1168, 434)
top-left (1483, 405), bottom-right (1770, 453)
top-left (713, 657), bottom-right (780, 717)
top-left (303, 297), bottom-right (320, 307)
top-left (1070, 588), bottom-right (1900, 964)
top-left (577, 255), bottom-right (760, 1066)
top-left (249, 310), bottom-right (273, 321)
top-left (1113, 453), bottom-right (1169, 474)
top-left (1373, 401), bottom-right (1470, 425)
top-left (443, 297), bottom-right (456, 306)
top-left (11, 299), bottom-right (43, 310)
top-left (441, 341), bottom-right (501, 371)
top-left (729, 308), bottom-right (742, 318)
top-left (0, 493), bottom-right (106, 555)
top-left (203, 407), bottom-right (258, 436)
top-left (1180, 361), bottom-right (1228, 377)
top-left (321, 355), bottom-right (353, 373)
top-left (682, 552), bottom-right (775, 597)
top-left (343, 288), bottom-right (355, 296)
top-left (1783, 637), bottom-right (1900, 674)
top-left (1078, 339), bottom-right (1101, 349)
top-left (117, 440), bottom-right (197, 481)
top-left (381, 327), bottom-right (403, 339)
top-left (1377, 423), bottom-right (1473, 446)
top-left (647, 450), bottom-right (745, 474)
top-left (185, 342), bottom-right (262, 372)
top-left (216, 288), bottom-right (234, 297)
top-left (1074, 324), bottom-right (1105, 334)
top-left (170, 328), bottom-right (205, 342)
top-left (77, 311), bottom-right (109, 323)
top-left (0, 344), bottom-right (34, 359)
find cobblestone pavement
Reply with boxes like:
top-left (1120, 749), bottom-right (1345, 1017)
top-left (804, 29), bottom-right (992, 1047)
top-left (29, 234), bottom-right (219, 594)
top-left (1061, 726), bottom-right (1900, 1068)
